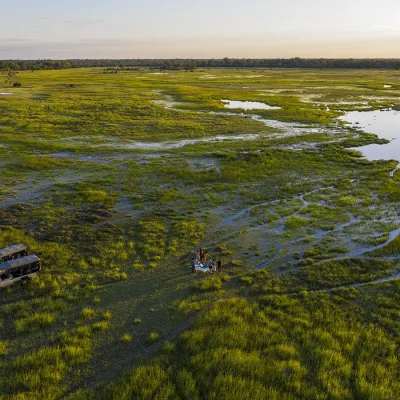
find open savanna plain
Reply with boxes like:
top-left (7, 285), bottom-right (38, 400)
top-left (0, 67), bottom-right (400, 400)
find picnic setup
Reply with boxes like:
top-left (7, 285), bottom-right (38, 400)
top-left (191, 249), bottom-right (221, 273)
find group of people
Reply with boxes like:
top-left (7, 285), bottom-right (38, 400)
top-left (191, 248), bottom-right (222, 273)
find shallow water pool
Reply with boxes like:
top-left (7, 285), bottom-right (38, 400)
top-left (222, 99), bottom-right (281, 111)
top-left (339, 109), bottom-right (400, 162)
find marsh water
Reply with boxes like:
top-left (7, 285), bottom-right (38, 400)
top-left (340, 109), bottom-right (400, 162)
top-left (222, 99), bottom-right (281, 110)
top-left (122, 134), bottom-right (262, 149)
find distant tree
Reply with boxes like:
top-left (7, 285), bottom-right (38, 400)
top-left (2, 67), bottom-right (19, 85)
top-left (183, 60), bottom-right (198, 71)
top-left (222, 57), bottom-right (230, 66)
top-left (1, 58), bottom-right (400, 71)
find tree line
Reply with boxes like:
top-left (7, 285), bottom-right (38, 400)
top-left (1, 58), bottom-right (400, 71)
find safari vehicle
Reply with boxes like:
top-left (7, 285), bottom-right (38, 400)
top-left (0, 255), bottom-right (41, 288)
top-left (0, 244), bottom-right (29, 264)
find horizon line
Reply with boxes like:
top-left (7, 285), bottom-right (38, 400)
top-left (2, 57), bottom-right (400, 61)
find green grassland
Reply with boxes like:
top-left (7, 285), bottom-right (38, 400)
top-left (0, 68), bottom-right (399, 399)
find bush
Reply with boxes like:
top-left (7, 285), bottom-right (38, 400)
top-left (231, 259), bottom-right (244, 268)
top-left (0, 341), bottom-right (7, 355)
top-left (120, 334), bottom-right (133, 343)
top-left (75, 326), bottom-right (92, 338)
top-left (81, 307), bottom-right (96, 320)
top-left (92, 321), bottom-right (109, 331)
top-left (103, 312), bottom-right (112, 320)
top-left (162, 341), bottom-right (175, 353)
top-left (176, 369), bottom-right (199, 400)
top-left (147, 332), bottom-right (160, 344)
top-left (285, 215), bottom-right (309, 229)
top-left (106, 365), bottom-right (177, 399)
top-left (240, 276), bottom-right (253, 287)
top-left (196, 276), bottom-right (223, 291)
top-left (15, 313), bottom-right (55, 333)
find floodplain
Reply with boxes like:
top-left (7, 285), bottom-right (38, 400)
top-left (0, 67), bottom-right (399, 400)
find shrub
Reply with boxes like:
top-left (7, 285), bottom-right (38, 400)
top-left (231, 259), bottom-right (244, 267)
top-left (15, 313), bottom-right (55, 333)
top-left (80, 189), bottom-right (108, 203)
top-left (133, 258), bottom-right (145, 271)
top-left (176, 369), bottom-right (199, 400)
top-left (338, 196), bottom-right (357, 206)
top-left (148, 332), bottom-right (160, 344)
top-left (92, 321), bottom-right (109, 331)
top-left (220, 274), bottom-right (231, 282)
top-left (196, 276), bottom-right (223, 291)
top-left (285, 215), bottom-right (309, 229)
top-left (134, 318), bottom-right (142, 324)
top-left (102, 270), bottom-right (128, 281)
top-left (21, 156), bottom-right (66, 170)
top-left (120, 334), bottom-right (133, 343)
top-left (75, 326), bottom-right (92, 338)
top-left (81, 307), bottom-right (96, 320)
top-left (107, 365), bottom-right (177, 399)
top-left (103, 312), bottom-right (112, 320)
top-left (240, 276), bottom-right (253, 287)
top-left (162, 341), bottom-right (175, 353)
top-left (0, 341), bottom-right (7, 355)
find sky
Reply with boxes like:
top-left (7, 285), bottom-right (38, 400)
top-left (1, 0), bottom-right (400, 59)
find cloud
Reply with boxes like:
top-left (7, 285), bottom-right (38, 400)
top-left (0, 38), bottom-right (31, 43)
top-left (82, 20), bottom-right (106, 25)
top-left (373, 24), bottom-right (400, 32)
top-left (77, 38), bottom-right (133, 44)
top-left (51, 19), bottom-right (106, 25)
top-left (346, 23), bottom-right (400, 35)
top-left (1, 34), bottom-right (400, 59)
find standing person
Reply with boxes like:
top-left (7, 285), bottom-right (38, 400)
top-left (199, 248), bottom-right (204, 263)
top-left (217, 259), bottom-right (222, 272)
top-left (191, 257), bottom-right (196, 274)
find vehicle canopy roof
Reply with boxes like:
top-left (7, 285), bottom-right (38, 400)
top-left (0, 244), bottom-right (28, 258)
top-left (0, 255), bottom-right (40, 273)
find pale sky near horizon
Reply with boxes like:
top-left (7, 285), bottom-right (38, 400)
top-left (1, 0), bottom-right (400, 59)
